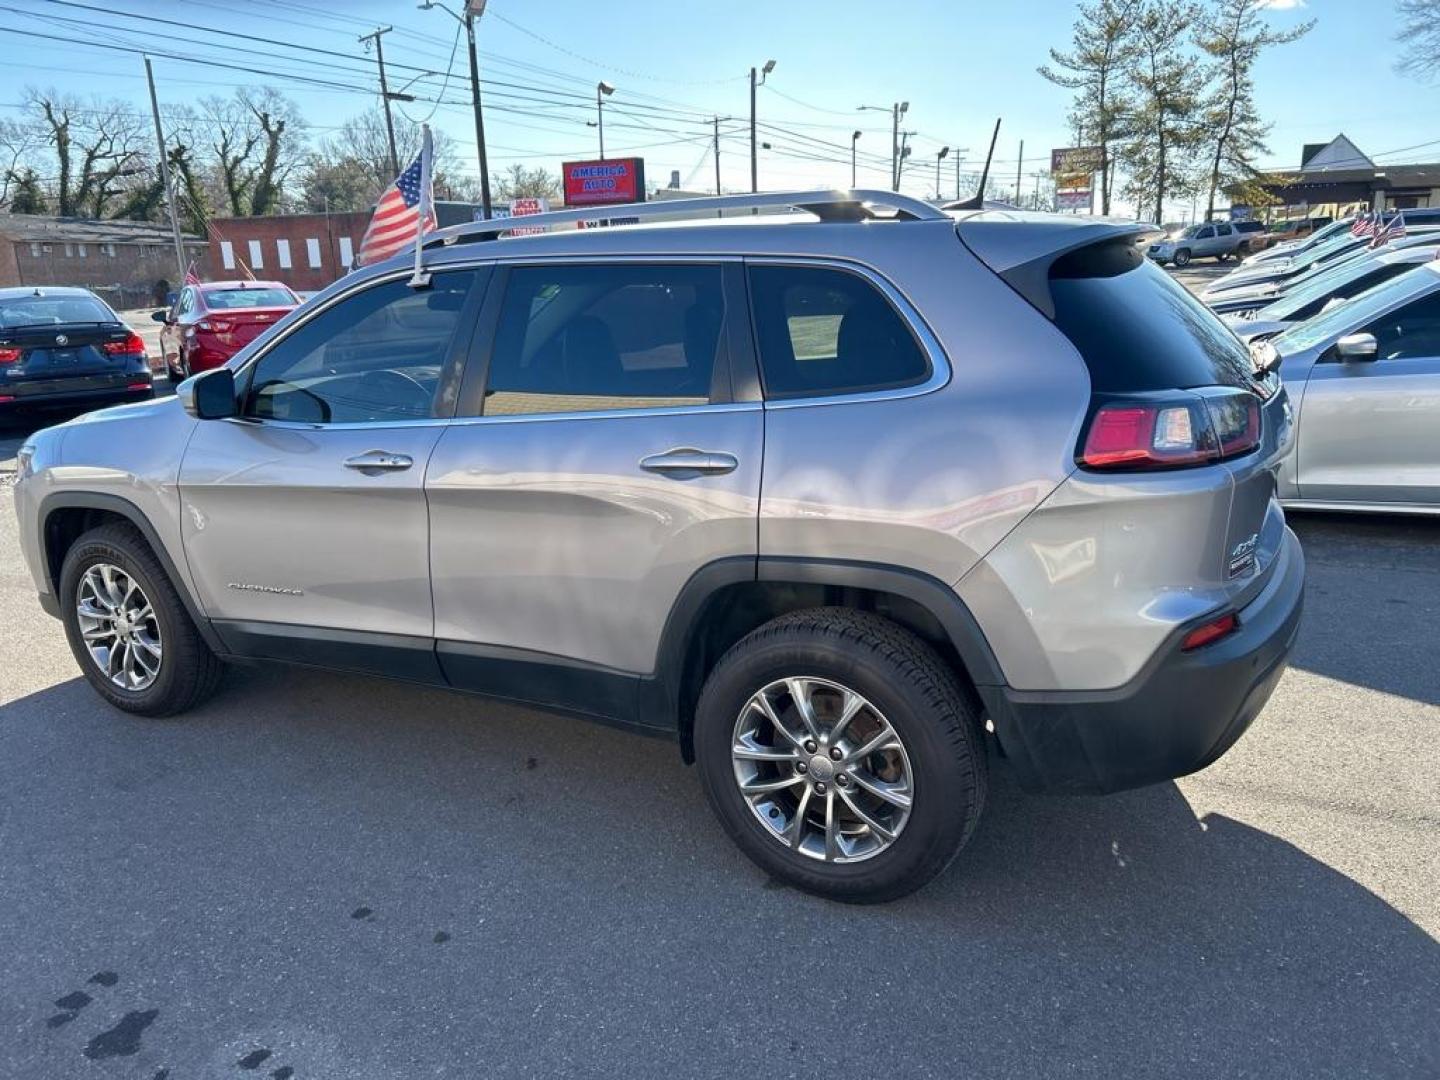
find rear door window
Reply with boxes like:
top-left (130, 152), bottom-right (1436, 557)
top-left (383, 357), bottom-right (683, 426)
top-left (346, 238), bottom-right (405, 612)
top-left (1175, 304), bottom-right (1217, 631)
top-left (748, 264), bottom-right (930, 399)
top-left (480, 263), bottom-right (726, 416)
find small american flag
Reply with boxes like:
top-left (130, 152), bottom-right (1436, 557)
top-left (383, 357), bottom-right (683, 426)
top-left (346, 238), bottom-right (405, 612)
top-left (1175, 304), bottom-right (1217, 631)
top-left (1370, 211), bottom-right (1405, 249)
top-left (1350, 212), bottom-right (1368, 238)
top-left (358, 132), bottom-right (435, 266)
top-left (183, 261), bottom-right (201, 286)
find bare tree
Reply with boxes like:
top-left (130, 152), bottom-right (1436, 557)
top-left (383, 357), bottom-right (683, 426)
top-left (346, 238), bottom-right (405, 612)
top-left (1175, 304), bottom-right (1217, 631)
top-left (200, 87), bottom-right (305, 216)
top-left (1395, 0), bottom-right (1440, 79)
top-left (492, 163), bottom-right (560, 202)
top-left (1195, 0), bottom-right (1313, 218)
top-left (26, 89), bottom-right (148, 218)
top-left (1120, 1), bottom-right (1206, 223)
top-left (1038, 0), bottom-right (1141, 215)
top-left (0, 116), bottom-right (45, 210)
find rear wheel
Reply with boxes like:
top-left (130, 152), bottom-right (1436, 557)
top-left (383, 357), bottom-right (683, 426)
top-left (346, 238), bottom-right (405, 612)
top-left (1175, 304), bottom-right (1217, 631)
top-left (1173, 247), bottom-right (1192, 267)
top-left (694, 609), bottom-right (987, 903)
top-left (59, 523), bottom-right (223, 716)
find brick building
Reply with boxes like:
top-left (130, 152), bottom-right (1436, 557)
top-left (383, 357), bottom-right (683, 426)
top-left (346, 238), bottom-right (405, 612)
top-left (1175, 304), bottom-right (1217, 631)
top-left (206, 202), bottom-right (481, 293)
top-left (0, 215), bottom-right (208, 310)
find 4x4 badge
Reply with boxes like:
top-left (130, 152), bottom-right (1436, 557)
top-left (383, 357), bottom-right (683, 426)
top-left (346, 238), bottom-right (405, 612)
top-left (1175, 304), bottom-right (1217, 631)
top-left (1228, 533), bottom-right (1259, 578)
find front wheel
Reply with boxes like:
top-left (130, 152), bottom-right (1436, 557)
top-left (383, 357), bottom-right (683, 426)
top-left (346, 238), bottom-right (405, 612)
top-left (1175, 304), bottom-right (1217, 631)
top-left (694, 609), bottom-right (987, 903)
top-left (1173, 247), bottom-right (1192, 267)
top-left (59, 523), bottom-right (224, 716)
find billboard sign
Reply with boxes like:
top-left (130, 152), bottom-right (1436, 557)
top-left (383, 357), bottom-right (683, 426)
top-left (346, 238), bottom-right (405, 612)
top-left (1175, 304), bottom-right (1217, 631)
top-left (1050, 145), bottom-right (1105, 176)
top-left (1056, 189), bottom-right (1092, 212)
top-left (507, 196), bottom-right (549, 235)
top-left (562, 158), bottom-right (646, 207)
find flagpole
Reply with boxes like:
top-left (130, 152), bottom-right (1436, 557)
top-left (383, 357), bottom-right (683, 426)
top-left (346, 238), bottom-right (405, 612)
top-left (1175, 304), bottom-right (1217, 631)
top-left (410, 124), bottom-right (434, 288)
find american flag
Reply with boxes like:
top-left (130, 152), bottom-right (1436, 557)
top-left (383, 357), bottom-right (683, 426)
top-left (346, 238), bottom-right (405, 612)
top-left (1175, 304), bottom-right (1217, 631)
top-left (1370, 211), bottom-right (1405, 249)
top-left (1350, 212), bottom-right (1369, 238)
top-left (183, 261), bottom-right (201, 286)
top-left (357, 131), bottom-right (435, 266)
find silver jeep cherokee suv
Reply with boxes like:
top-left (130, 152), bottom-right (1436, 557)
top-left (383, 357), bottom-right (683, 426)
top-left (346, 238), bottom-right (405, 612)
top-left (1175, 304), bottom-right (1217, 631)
top-left (13, 191), bottom-right (1305, 902)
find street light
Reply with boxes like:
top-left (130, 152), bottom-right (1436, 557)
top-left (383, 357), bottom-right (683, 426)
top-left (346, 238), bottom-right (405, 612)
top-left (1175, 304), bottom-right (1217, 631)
top-left (596, 80), bottom-right (614, 158)
top-left (750, 58), bottom-right (776, 193)
top-left (935, 146), bottom-right (949, 201)
top-left (418, 0), bottom-right (492, 219)
top-left (859, 101), bottom-right (909, 190)
top-left (851, 130), bottom-right (862, 189)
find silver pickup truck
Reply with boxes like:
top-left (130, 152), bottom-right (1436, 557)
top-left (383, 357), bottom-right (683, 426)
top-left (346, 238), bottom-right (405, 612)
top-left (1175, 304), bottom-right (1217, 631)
top-left (1148, 221), bottom-right (1263, 267)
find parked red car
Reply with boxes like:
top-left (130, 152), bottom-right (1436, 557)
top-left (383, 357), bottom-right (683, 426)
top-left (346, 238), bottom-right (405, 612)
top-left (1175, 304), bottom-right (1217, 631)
top-left (155, 280), bottom-right (300, 381)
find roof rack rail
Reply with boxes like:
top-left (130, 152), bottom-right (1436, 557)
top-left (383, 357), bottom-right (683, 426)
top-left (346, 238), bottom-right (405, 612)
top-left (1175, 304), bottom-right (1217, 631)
top-left (421, 188), bottom-right (949, 249)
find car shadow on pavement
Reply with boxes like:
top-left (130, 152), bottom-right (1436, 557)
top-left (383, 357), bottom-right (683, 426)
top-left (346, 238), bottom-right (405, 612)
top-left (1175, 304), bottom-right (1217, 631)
top-left (0, 669), bottom-right (1436, 1077)
top-left (1286, 511), bottom-right (1440, 705)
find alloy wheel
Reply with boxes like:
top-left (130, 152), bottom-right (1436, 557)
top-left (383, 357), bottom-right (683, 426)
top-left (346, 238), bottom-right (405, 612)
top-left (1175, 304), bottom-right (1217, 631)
top-left (731, 676), bottom-right (914, 863)
top-left (75, 563), bottom-right (163, 691)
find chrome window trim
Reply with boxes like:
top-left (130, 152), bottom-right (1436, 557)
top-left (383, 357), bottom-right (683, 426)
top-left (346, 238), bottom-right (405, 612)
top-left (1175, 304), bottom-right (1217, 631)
top-left (446, 400), bottom-right (761, 429)
top-left (742, 256), bottom-right (952, 410)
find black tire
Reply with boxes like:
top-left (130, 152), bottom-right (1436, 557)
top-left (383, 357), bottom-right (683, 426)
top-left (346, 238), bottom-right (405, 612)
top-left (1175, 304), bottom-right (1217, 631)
top-left (1173, 247), bottom-right (1192, 267)
top-left (694, 608), bottom-right (987, 903)
top-left (59, 522), bottom-right (223, 717)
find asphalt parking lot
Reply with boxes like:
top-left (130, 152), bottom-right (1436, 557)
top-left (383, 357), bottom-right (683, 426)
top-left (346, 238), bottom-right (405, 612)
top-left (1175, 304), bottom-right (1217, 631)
top-left (1, 299), bottom-right (1437, 1078)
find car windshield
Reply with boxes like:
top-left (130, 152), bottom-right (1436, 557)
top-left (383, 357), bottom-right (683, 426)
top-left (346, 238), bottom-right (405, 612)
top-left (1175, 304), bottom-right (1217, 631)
top-left (204, 287), bottom-right (296, 309)
top-left (0, 294), bottom-right (115, 329)
top-left (1271, 265), bottom-right (1440, 354)
top-left (1258, 251), bottom-right (1387, 319)
top-left (1180, 225), bottom-right (1202, 239)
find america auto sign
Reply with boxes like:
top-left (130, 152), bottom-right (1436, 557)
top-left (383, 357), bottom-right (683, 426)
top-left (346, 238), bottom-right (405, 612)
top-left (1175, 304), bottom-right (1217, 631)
top-left (561, 158), bottom-right (647, 207)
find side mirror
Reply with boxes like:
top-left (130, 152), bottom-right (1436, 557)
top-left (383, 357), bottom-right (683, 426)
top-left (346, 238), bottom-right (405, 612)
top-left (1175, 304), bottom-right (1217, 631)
top-left (151, 310), bottom-right (169, 323)
top-left (178, 366), bottom-right (238, 419)
top-left (1335, 332), bottom-right (1379, 361)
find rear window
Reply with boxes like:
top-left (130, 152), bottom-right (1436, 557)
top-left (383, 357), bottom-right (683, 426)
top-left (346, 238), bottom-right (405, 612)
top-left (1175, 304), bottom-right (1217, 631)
top-left (204, 287), bottom-right (296, 309)
top-left (1049, 240), bottom-right (1253, 392)
top-left (0, 294), bottom-right (115, 329)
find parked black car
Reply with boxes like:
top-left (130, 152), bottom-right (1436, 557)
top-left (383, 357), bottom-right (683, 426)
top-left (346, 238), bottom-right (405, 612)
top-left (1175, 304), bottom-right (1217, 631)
top-left (0, 287), bottom-right (152, 417)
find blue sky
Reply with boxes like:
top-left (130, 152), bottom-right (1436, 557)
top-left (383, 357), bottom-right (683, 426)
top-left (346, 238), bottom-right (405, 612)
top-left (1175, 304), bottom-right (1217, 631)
top-left (1, 0), bottom-right (1434, 214)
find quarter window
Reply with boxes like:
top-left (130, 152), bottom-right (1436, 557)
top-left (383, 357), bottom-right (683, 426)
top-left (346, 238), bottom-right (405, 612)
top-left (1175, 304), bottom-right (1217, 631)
top-left (481, 264), bottom-right (726, 416)
top-left (748, 265), bottom-right (930, 399)
top-left (242, 272), bottom-right (475, 424)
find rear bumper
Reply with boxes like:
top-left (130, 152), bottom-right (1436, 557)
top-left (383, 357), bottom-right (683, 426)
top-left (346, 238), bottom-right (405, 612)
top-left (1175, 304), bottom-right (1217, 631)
top-left (0, 375), bottom-right (152, 410)
top-left (983, 527), bottom-right (1305, 794)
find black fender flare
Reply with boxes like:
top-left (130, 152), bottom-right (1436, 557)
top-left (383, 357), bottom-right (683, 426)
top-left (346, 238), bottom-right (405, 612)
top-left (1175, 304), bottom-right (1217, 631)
top-left (644, 555), bottom-right (1006, 757)
top-left (36, 490), bottom-right (226, 654)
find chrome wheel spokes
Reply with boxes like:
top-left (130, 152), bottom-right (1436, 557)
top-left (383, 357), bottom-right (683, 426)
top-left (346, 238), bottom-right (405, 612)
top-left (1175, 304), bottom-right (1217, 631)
top-left (76, 564), bottom-right (162, 692)
top-left (731, 677), bottom-right (913, 864)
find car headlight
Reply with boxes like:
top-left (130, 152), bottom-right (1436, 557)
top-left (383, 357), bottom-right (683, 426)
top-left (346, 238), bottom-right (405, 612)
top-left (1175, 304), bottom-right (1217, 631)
top-left (16, 442), bottom-right (35, 482)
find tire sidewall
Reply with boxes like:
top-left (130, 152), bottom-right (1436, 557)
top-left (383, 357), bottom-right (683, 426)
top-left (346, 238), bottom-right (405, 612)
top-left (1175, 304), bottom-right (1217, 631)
top-left (60, 534), bottom-right (187, 713)
top-left (1173, 247), bottom-right (1192, 266)
top-left (695, 629), bottom-right (976, 901)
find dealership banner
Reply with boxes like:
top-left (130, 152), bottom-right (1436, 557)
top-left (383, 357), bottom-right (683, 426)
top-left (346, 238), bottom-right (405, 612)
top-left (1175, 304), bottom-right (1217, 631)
top-left (562, 158), bottom-right (646, 207)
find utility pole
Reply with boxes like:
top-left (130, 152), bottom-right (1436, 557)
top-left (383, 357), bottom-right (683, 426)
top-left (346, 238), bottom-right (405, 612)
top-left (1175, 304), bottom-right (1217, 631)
top-left (359, 26), bottom-right (399, 178)
top-left (463, 6), bottom-right (493, 219)
top-left (143, 57), bottom-right (189, 288)
top-left (714, 116), bottom-right (722, 195)
top-left (934, 147), bottom-right (949, 202)
top-left (749, 59), bottom-right (775, 193)
top-left (891, 104), bottom-right (900, 190)
top-left (1015, 139), bottom-right (1024, 208)
top-left (851, 130), bottom-right (861, 189)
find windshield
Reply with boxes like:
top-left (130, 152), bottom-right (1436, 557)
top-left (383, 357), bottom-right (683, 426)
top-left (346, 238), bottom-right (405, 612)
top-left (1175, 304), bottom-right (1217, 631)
top-left (0, 294), bottom-right (115, 329)
top-left (1272, 266), bottom-right (1440, 354)
top-left (1259, 252), bottom-right (1389, 320)
top-left (204, 287), bottom-right (296, 309)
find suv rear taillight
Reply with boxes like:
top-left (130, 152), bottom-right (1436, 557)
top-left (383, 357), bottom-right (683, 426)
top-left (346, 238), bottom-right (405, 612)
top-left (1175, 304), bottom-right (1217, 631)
top-left (102, 331), bottom-right (146, 356)
top-left (1079, 390), bottom-right (1260, 471)
top-left (0, 346), bottom-right (20, 364)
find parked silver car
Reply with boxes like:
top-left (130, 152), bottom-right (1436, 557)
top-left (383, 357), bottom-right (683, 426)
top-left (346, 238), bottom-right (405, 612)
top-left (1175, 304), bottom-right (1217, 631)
top-left (1255, 263), bottom-right (1440, 513)
top-left (12, 191), bottom-right (1304, 901)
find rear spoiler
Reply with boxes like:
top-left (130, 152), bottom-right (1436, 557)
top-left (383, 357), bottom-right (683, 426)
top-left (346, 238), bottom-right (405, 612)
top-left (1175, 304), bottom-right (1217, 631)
top-left (955, 213), bottom-right (1165, 318)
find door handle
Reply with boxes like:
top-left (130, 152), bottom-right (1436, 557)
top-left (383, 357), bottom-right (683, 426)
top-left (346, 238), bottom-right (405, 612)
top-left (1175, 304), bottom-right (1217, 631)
top-left (639, 448), bottom-right (739, 476)
top-left (343, 450), bottom-right (414, 473)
